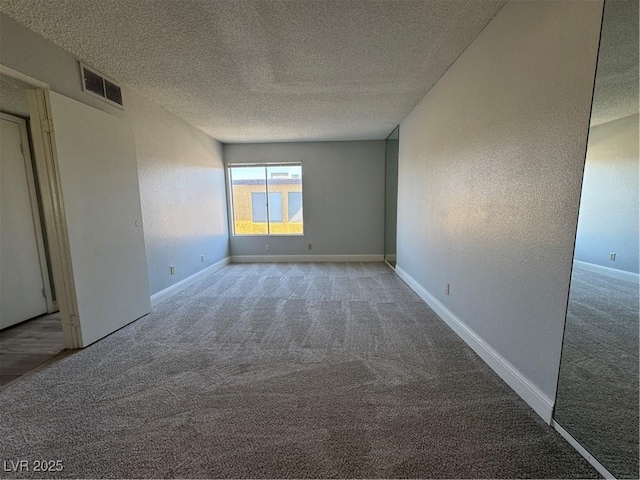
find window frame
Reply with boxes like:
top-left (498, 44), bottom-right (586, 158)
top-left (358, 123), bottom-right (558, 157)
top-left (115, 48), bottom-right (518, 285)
top-left (227, 162), bottom-right (304, 236)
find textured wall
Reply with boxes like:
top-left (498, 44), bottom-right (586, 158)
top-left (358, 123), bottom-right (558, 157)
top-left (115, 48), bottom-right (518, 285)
top-left (575, 114), bottom-right (639, 273)
top-left (397, 0), bottom-right (603, 400)
top-left (0, 76), bottom-right (30, 117)
top-left (129, 93), bottom-right (229, 294)
top-left (0, 13), bottom-right (229, 296)
top-left (224, 141), bottom-right (385, 256)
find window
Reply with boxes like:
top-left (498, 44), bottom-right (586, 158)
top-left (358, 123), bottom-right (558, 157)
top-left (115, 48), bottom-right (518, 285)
top-left (229, 163), bottom-right (303, 235)
top-left (252, 192), bottom-right (282, 222)
top-left (288, 192), bottom-right (303, 222)
top-left (251, 192), bottom-right (267, 222)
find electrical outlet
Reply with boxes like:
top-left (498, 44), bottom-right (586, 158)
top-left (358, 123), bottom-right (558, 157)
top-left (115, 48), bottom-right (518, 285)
top-left (201, 255), bottom-right (205, 263)
top-left (610, 253), bottom-right (616, 261)
top-left (170, 265), bottom-right (175, 275)
top-left (307, 243), bottom-right (312, 250)
top-left (445, 282), bottom-right (450, 295)
top-left (266, 244), bottom-right (270, 251)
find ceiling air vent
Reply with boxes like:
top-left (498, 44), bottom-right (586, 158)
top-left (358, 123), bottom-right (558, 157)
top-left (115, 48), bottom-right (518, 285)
top-left (80, 63), bottom-right (123, 108)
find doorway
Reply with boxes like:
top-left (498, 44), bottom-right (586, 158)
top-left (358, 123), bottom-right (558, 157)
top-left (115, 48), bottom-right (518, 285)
top-left (0, 63), bottom-right (152, 356)
top-left (1, 112), bottom-right (53, 328)
top-left (0, 76), bottom-right (65, 387)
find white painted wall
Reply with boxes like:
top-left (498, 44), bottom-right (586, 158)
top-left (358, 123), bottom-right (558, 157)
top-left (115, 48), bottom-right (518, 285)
top-left (224, 141), bottom-right (385, 257)
top-left (396, 0), bottom-right (602, 409)
top-left (0, 13), bottom-right (229, 296)
top-left (574, 114), bottom-right (639, 274)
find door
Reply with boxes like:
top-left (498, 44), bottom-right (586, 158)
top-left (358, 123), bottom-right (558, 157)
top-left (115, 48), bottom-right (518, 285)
top-left (48, 92), bottom-right (151, 347)
top-left (0, 113), bottom-right (48, 329)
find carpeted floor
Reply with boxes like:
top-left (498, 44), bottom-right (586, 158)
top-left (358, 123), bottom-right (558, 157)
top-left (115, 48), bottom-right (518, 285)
top-left (0, 263), bottom-right (597, 479)
top-left (554, 266), bottom-right (639, 480)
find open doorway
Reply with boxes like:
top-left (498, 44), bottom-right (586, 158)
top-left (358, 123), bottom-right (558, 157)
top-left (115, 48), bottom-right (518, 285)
top-left (0, 74), bottom-right (66, 386)
top-left (1, 63), bottom-right (152, 359)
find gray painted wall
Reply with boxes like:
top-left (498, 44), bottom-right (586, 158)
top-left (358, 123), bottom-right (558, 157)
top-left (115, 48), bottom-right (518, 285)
top-left (575, 114), bottom-right (639, 273)
top-left (396, 0), bottom-right (602, 400)
top-left (0, 14), bottom-right (229, 296)
top-left (224, 141), bottom-right (385, 257)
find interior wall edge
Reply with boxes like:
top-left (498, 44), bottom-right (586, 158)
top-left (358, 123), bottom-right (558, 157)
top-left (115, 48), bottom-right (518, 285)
top-left (150, 256), bottom-right (231, 308)
top-left (230, 254), bottom-right (384, 263)
top-left (395, 265), bottom-right (554, 423)
top-left (551, 420), bottom-right (617, 479)
top-left (573, 260), bottom-right (640, 284)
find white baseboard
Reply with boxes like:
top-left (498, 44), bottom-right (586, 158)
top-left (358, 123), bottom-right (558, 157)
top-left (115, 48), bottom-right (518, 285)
top-left (552, 421), bottom-right (616, 479)
top-left (150, 256), bottom-right (230, 307)
top-left (230, 254), bottom-right (384, 263)
top-left (573, 260), bottom-right (639, 284)
top-left (385, 254), bottom-right (397, 262)
top-left (395, 265), bottom-right (555, 423)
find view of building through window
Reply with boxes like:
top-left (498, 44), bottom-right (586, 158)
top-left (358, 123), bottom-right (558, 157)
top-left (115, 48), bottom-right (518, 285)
top-left (229, 164), bottom-right (303, 235)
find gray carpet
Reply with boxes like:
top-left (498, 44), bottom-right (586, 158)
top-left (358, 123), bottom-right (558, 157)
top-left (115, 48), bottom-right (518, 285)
top-left (0, 263), bottom-right (597, 479)
top-left (554, 266), bottom-right (639, 479)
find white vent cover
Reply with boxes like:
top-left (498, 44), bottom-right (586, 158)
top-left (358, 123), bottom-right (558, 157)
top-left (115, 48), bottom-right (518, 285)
top-left (80, 63), bottom-right (123, 108)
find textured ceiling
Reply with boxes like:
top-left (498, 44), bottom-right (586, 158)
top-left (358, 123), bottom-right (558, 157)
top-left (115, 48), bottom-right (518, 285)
top-left (0, 0), bottom-right (506, 142)
top-left (589, 0), bottom-right (639, 127)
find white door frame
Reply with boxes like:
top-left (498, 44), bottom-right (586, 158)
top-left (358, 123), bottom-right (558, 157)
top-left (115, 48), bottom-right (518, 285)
top-left (0, 111), bottom-right (55, 314)
top-left (0, 64), bottom-right (81, 348)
